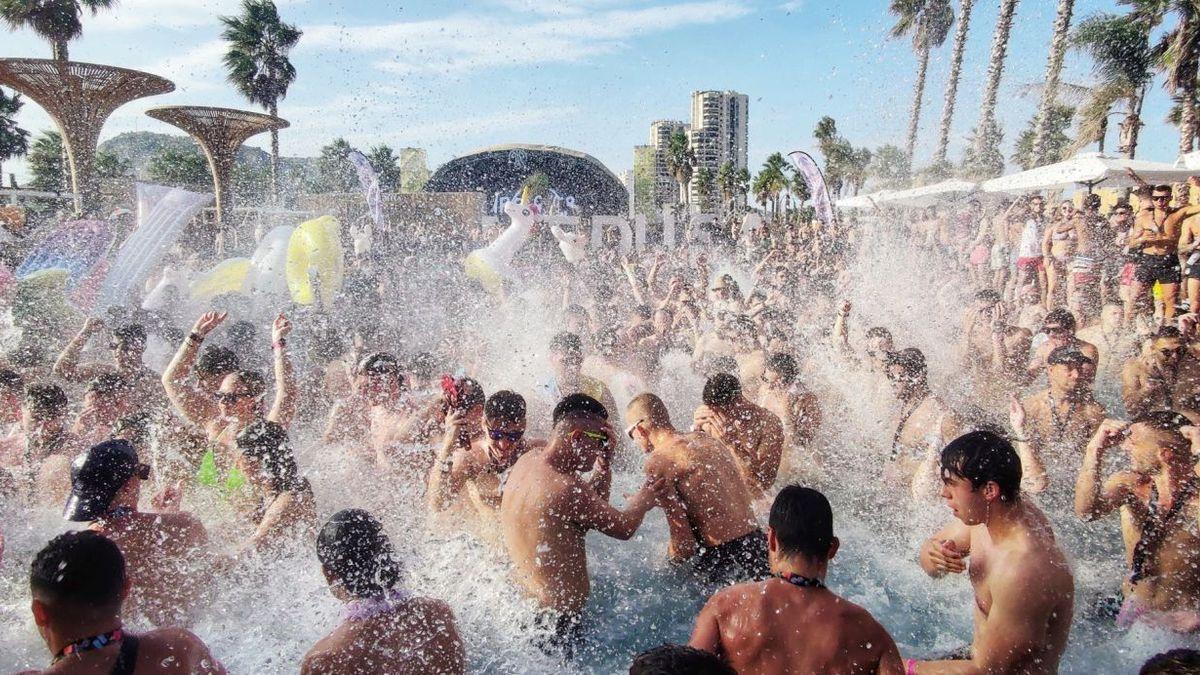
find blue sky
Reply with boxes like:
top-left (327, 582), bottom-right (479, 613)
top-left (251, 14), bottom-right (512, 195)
top-left (0, 0), bottom-right (1184, 187)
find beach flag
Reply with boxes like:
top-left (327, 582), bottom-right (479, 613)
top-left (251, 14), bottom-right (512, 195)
top-left (346, 150), bottom-right (383, 228)
top-left (788, 151), bottom-right (836, 227)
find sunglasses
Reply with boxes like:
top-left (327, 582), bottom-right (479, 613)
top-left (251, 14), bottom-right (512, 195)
top-left (574, 429), bottom-right (611, 445)
top-left (625, 418), bottom-right (646, 440)
top-left (488, 428), bottom-right (523, 442)
top-left (215, 391), bottom-right (252, 404)
top-left (1153, 195), bottom-right (1171, 201)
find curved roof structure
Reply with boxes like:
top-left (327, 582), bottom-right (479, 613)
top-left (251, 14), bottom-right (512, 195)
top-left (424, 143), bottom-right (628, 216)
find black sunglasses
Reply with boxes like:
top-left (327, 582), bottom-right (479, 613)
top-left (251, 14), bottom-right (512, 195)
top-left (488, 428), bottom-right (523, 442)
top-left (215, 391), bottom-right (252, 404)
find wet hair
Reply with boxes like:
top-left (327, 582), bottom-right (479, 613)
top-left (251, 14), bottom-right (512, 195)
top-left (484, 390), bottom-right (526, 424)
top-left (552, 393), bottom-right (608, 428)
top-left (1112, 199), bottom-right (1132, 213)
top-left (884, 348), bottom-right (927, 379)
top-left (361, 352), bottom-right (401, 377)
top-left (226, 320), bottom-right (256, 346)
top-left (30, 531), bottom-right (125, 611)
top-left (769, 485), bottom-right (834, 561)
top-left (1152, 184), bottom-right (1172, 195)
top-left (316, 509), bottom-right (401, 599)
top-left (629, 644), bottom-right (736, 675)
top-left (974, 289), bottom-right (1002, 304)
top-left (1140, 649), bottom-right (1200, 674)
top-left (7, 343), bottom-right (46, 369)
top-left (235, 419), bottom-right (306, 495)
top-left (1083, 193), bottom-right (1102, 209)
top-left (196, 346), bottom-right (239, 377)
top-left (111, 324), bottom-right (146, 349)
top-left (865, 326), bottom-right (892, 341)
top-left (86, 373), bottom-right (130, 398)
top-left (407, 351), bottom-right (437, 381)
top-left (453, 377), bottom-right (485, 410)
top-left (1043, 308), bottom-right (1076, 331)
top-left (229, 370), bottom-right (267, 399)
top-left (707, 355), bottom-right (738, 377)
top-left (1154, 325), bottom-right (1183, 341)
top-left (0, 367), bottom-right (24, 395)
top-left (550, 331), bottom-right (583, 357)
top-left (940, 431), bottom-right (1022, 502)
top-left (1047, 346), bottom-right (1093, 368)
top-left (702, 372), bottom-right (742, 406)
top-left (24, 383), bottom-right (67, 419)
top-left (765, 352), bottom-right (799, 385)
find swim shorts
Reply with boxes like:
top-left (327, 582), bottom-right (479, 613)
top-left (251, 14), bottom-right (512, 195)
top-left (690, 529), bottom-right (770, 585)
top-left (530, 609), bottom-right (584, 660)
top-left (1134, 254), bottom-right (1181, 285)
top-left (1185, 252), bottom-right (1200, 280)
top-left (1016, 256), bottom-right (1045, 273)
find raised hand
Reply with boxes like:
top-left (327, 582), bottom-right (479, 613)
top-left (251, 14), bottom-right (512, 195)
top-left (272, 314), bottom-right (293, 343)
top-left (191, 311), bottom-right (228, 338)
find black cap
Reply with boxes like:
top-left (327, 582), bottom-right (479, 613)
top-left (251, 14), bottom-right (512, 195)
top-left (64, 440), bottom-right (148, 522)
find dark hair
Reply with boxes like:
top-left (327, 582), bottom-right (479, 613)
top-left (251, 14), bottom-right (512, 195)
top-left (1083, 193), bottom-right (1102, 209)
top-left (940, 431), bottom-right (1022, 502)
top-left (1155, 325), bottom-right (1183, 341)
top-left (1132, 410), bottom-right (1192, 445)
top-left (1046, 346), bottom-right (1093, 368)
top-left (707, 355), bottom-right (738, 377)
top-left (1043, 308), bottom-right (1076, 331)
top-left (975, 289), bottom-right (1002, 304)
top-left (231, 370), bottom-right (268, 399)
top-left (0, 367), bottom-right (24, 394)
top-left (112, 413), bottom-right (151, 448)
top-left (197, 346), bottom-right (239, 377)
top-left (1140, 649), bottom-right (1200, 675)
top-left (1152, 184), bottom-right (1172, 195)
top-left (768, 485), bottom-right (834, 561)
top-left (634, 304), bottom-right (653, 321)
top-left (86, 373), bottom-right (130, 397)
top-left (884, 348), bottom-right (927, 379)
top-left (227, 320), bottom-right (256, 346)
top-left (316, 509), bottom-right (401, 598)
top-left (30, 531), bottom-right (126, 610)
top-left (361, 352), bottom-right (401, 377)
top-left (550, 331), bottom-right (583, 357)
top-left (552, 393), bottom-right (608, 428)
top-left (629, 644), bottom-right (736, 675)
top-left (765, 352), bottom-right (799, 385)
top-left (454, 377), bottom-right (485, 410)
top-left (236, 419), bottom-right (306, 494)
top-left (111, 324), bottom-right (146, 349)
top-left (24, 383), bottom-right (67, 418)
top-left (485, 390), bottom-right (526, 424)
top-left (703, 373), bottom-right (742, 406)
top-left (407, 351), bottom-right (437, 381)
top-left (865, 326), bottom-right (892, 341)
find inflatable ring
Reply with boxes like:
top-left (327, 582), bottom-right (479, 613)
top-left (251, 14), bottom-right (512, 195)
top-left (286, 216), bottom-right (344, 306)
top-left (191, 258), bottom-right (251, 301)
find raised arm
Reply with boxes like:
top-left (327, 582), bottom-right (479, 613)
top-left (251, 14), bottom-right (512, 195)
top-left (266, 314), bottom-right (297, 428)
top-left (53, 318), bottom-right (109, 382)
top-left (568, 474), bottom-right (665, 541)
top-left (427, 410), bottom-right (475, 512)
top-left (621, 256), bottom-right (648, 306)
top-left (833, 300), bottom-right (853, 354)
top-left (162, 312), bottom-right (227, 426)
top-left (1075, 419), bottom-right (1132, 521)
top-left (1009, 396), bottom-right (1048, 494)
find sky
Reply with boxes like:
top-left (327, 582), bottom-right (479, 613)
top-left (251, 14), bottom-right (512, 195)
top-left (0, 0), bottom-right (1184, 188)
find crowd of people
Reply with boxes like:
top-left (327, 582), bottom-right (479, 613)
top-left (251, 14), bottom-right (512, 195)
top-left (2, 175), bottom-right (1200, 673)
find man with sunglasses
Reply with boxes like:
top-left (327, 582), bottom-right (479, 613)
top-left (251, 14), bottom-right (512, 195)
top-left (428, 390), bottom-right (542, 540)
top-left (64, 439), bottom-right (210, 628)
top-left (1027, 309), bottom-right (1098, 383)
top-left (1122, 325), bottom-right (1200, 418)
top-left (1128, 184), bottom-right (1188, 323)
top-left (53, 319), bottom-right (164, 414)
top-left (500, 394), bottom-right (668, 658)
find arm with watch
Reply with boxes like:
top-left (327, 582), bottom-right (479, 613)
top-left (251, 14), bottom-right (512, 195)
top-left (427, 410), bottom-right (476, 512)
top-left (162, 311), bottom-right (228, 425)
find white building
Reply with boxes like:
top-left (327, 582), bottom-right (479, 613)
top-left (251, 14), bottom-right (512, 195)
top-left (649, 119), bottom-right (688, 206)
top-left (687, 90), bottom-right (748, 205)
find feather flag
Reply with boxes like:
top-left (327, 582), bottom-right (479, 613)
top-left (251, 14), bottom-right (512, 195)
top-left (787, 151), bottom-right (836, 227)
top-left (347, 150), bottom-right (384, 228)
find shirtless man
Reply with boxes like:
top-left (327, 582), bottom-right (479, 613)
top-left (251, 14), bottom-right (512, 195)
top-left (1122, 325), bottom-right (1200, 417)
top-left (689, 485), bottom-right (903, 674)
top-left (9, 384), bottom-right (84, 505)
top-left (499, 394), bottom-right (666, 656)
top-left (727, 315), bottom-right (768, 401)
top-left (71, 374), bottom-right (133, 445)
top-left (960, 290), bottom-right (1033, 404)
top-left (833, 300), bottom-right (894, 374)
top-left (693, 372), bottom-right (785, 502)
top-left (626, 393), bottom-right (766, 584)
top-left (63, 439), bottom-right (209, 627)
top-left (914, 431), bottom-right (1074, 674)
top-left (1027, 308), bottom-right (1099, 382)
top-left (304, 509), bottom-right (465, 674)
top-left (1076, 412), bottom-right (1200, 632)
top-left (884, 348), bottom-right (961, 498)
top-left (22, 531), bottom-right (225, 675)
top-left (1128, 184), bottom-right (1187, 323)
top-left (538, 332), bottom-right (619, 427)
top-left (429, 390), bottom-right (540, 537)
top-left (1010, 347), bottom-right (1107, 501)
top-left (1076, 303), bottom-right (1138, 385)
top-left (756, 352), bottom-right (822, 479)
top-left (53, 320), bottom-right (164, 414)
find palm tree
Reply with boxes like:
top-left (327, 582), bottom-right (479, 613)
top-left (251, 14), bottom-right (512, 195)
top-left (1031, 0), bottom-right (1077, 164)
top-left (665, 130), bottom-right (695, 205)
top-left (1072, 12), bottom-right (1153, 158)
top-left (0, 87), bottom-right (28, 185)
top-left (734, 167), bottom-right (751, 210)
top-left (890, 0), bottom-right (955, 161)
top-left (1124, 0), bottom-right (1200, 153)
top-left (716, 161), bottom-right (737, 212)
top-left (0, 0), bottom-right (116, 61)
top-left (758, 153), bottom-right (791, 219)
top-left (972, 0), bottom-right (1020, 163)
top-left (751, 171), bottom-right (772, 216)
top-left (694, 167), bottom-right (716, 213)
top-left (934, 0), bottom-right (975, 165)
top-left (220, 0), bottom-right (302, 194)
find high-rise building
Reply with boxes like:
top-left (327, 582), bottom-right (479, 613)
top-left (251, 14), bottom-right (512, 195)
top-left (632, 145), bottom-right (657, 219)
top-left (399, 147), bottom-right (431, 193)
top-left (649, 120), bottom-right (688, 206)
top-left (687, 90), bottom-right (748, 205)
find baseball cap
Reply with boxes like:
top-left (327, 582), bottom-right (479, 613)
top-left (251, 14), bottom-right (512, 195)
top-left (63, 440), bottom-right (149, 522)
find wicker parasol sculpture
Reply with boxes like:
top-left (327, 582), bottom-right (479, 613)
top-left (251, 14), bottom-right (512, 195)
top-left (145, 105), bottom-right (288, 233)
top-left (0, 58), bottom-right (174, 215)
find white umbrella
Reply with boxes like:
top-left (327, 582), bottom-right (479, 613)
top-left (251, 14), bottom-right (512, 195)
top-left (876, 179), bottom-right (978, 207)
top-left (836, 189), bottom-right (894, 210)
top-left (1176, 151), bottom-right (1200, 171)
top-left (981, 151), bottom-right (1196, 194)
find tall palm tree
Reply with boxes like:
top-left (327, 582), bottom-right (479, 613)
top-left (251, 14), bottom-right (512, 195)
top-left (972, 0), bottom-right (1021, 162)
top-left (0, 0), bottom-right (116, 61)
top-left (1072, 12), bottom-right (1153, 158)
top-left (220, 0), bottom-right (302, 194)
top-left (716, 160), bottom-right (737, 212)
top-left (665, 130), bottom-right (695, 205)
top-left (694, 167), bottom-right (716, 213)
top-left (758, 153), bottom-right (790, 219)
top-left (0, 87), bottom-right (28, 185)
top-left (734, 167), bottom-right (751, 210)
top-left (934, 0), bottom-right (975, 165)
top-left (1031, 0), bottom-right (1077, 164)
top-left (890, 0), bottom-right (955, 161)
top-left (1124, 0), bottom-right (1200, 153)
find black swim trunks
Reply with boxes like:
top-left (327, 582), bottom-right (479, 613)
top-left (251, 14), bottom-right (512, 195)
top-left (1134, 254), bottom-right (1181, 285)
top-left (690, 529), bottom-right (770, 585)
top-left (530, 609), bottom-right (584, 660)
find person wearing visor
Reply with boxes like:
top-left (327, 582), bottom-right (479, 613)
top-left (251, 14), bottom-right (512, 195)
top-left (64, 439), bottom-right (208, 628)
top-left (500, 394), bottom-right (669, 658)
top-left (428, 390), bottom-right (543, 540)
top-left (53, 319), bottom-right (164, 414)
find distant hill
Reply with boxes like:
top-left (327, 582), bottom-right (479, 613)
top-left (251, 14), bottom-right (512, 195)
top-left (99, 131), bottom-right (312, 180)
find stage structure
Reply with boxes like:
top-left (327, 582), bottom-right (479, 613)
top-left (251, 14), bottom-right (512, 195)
top-left (0, 58), bottom-right (174, 215)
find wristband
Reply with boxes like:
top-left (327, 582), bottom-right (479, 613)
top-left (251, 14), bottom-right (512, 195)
top-left (273, 339), bottom-right (286, 350)
top-left (906, 658), bottom-right (918, 675)
top-left (188, 332), bottom-right (204, 344)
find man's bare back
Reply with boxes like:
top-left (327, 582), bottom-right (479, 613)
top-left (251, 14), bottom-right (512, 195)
top-left (301, 597), bottom-right (465, 675)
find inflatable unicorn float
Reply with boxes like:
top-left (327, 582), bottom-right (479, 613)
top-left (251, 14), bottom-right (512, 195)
top-left (464, 188), bottom-right (590, 292)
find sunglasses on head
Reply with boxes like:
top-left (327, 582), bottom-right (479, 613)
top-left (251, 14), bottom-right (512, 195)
top-left (488, 428), bottom-right (523, 442)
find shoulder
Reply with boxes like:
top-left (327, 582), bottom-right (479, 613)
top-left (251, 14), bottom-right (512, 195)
top-left (143, 627), bottom-right (214, 660)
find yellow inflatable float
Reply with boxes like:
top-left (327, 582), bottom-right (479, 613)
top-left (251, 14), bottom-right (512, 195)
top-left (287, 216), bottom-right (344, 306)
top-left (190, 258), bottom-right (251, 301)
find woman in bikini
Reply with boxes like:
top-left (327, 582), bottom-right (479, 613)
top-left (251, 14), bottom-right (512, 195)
top-left (1042, 200), bottom-right (1078, 310)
